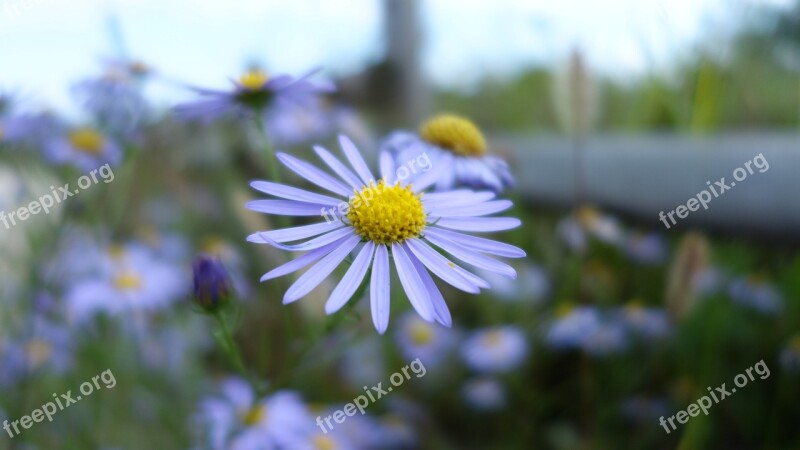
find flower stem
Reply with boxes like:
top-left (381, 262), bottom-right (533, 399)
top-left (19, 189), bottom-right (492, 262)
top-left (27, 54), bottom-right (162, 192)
top-left (212, 310), bottom-right (263, 395)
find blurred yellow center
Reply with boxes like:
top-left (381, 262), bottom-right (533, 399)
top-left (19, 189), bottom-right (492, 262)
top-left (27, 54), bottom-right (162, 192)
top-left (555, 302), bottom-right (574, 318)
top-left (114, 272), bottom-right (142, 291)
top-left (419, 114), bottom-right (487, 157)
top-left (576, 205), bottom-right (600, 227)
top-left (25, 340), bottom-right (53, 368)
top-left (239, 70), bottom-right (269, 91)
top-left (409, 321), bottom-right (434, 346)
top-left (108, 245), bottom-right (126, 260)
top-left (482, 330), bottom-right (503, 347)
top-left (790, 336), bottom-right (800, 351)
top-left (242, 404), bottom-right (266, 426)
top-left (69, 128), bottom-right (104, 154)
top-left (313, 435), bottom-right (336, 450)
top-left (347, 181), bottom-right (425, 245)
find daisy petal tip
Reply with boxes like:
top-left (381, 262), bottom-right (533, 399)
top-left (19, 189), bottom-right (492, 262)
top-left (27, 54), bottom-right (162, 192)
top-left (259, 273), bottom-right (275, 282)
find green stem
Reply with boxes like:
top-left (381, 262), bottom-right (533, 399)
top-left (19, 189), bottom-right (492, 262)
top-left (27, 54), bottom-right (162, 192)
top-left (212, 310), bottom-right (262, 395)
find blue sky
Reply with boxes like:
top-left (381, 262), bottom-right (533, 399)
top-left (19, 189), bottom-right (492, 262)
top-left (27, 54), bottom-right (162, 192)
top-left (0, 0), bottom-right (792, 113)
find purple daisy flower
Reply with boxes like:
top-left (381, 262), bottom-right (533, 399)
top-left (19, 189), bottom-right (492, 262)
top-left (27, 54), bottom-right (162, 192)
top-left (246, 135), bottom-right (525, 333)
top-left (63, 241), bottom-right (187, 322)
top-left (197, 378), bottom-right (312, 450)
top-left (727, 276), bottom-right (783, 314)
top-left (381, 114), bottom-right (514, 193)
top-left (173, 68), bottom-right (334, 125)
top-left (42, 127), bottom-right (122, 172)
top-left (72, 71), bottom-right (149, 136)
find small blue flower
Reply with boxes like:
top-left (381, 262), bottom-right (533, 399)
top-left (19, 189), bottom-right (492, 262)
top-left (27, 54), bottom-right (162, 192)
top-left (460, 326), bottom-right (528, 373)
top-left (192, 254), bottom-right (233, 312)
top-left (624, 232), bottom-right (668, 265)
top-left (42, 127), bottom-right (122, 172)
top-left (395, 312), bottom-right (459, 370)
top-left (461, 377), bottom-right (507, 411)
top-left (728, 276), bottom-right (782, 314)
top-left (197, 378), bottom-right (313, 450)
top-left (547, 305), bottom-right (628, 356)
top-left (173, 67), bottom-right (334, 126)
top-left (619, 302), bottom-right (671, 340)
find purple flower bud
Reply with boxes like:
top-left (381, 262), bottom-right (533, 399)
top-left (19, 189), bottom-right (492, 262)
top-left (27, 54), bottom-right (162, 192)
top-left (192, 254), bottom-right (232, 312)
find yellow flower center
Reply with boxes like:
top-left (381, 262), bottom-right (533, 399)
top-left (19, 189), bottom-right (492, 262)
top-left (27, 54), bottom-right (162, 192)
top-left (114, 272), bottom-right (142, 291)
top-left (68, 128), bottom-right (105, 154)
top-left (555, 302), bottom-right (575, 318)
top-left (576, 205), bottom-right (600, 227)
top-left (312, 435), bottom-right (336, 450)
top-left (242, 404), bottom-right (266, 426)
top-left (239, 69), bottom-right (269, 91)
top-left (790, 336), bottom-right (800, 351)
top-left (347, 180), bottom-right (426, 245)
top-left (409, 320), bottom-right (434, 346)
top-left (25, 340), bottom-right (53, 368)
top-left (419, 114), bottom-right (487, 157)
top-left (482, 330), bottom-right (503, 347)
top-left (108, 245), bottom-right (126, 261)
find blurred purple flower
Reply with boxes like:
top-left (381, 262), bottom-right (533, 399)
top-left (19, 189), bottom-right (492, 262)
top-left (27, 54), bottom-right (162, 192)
top-left (728, 276), bottom-right (782, 314)
top-left (460, 326), bottom-right (528, 374)
top-left (395, 312), bottom-right (459, 370)
top-left (42, 127), bottom-right (122, 172)
top-left (382, 114), bottom-right (513, 193)
top-left (197, 378), bottom-right (312, 450)
top-left (173, 68), bottom-right (334, 127)
top-left (624, 232), bottom-right (668, 265)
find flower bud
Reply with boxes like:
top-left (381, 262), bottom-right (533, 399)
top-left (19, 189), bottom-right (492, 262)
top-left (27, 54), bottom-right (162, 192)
top-left (192, 254), bottom-right (232, 312)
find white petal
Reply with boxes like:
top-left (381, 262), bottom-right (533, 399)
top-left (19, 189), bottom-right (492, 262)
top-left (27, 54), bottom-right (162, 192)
top-left (247, 221), bottom-right (342, 243)
top-left (392, 243), bottom-right (435, 322)
top-left (379, 151), bottom-right (396, 184)
top-left (407, 248), bottom-right (452, 327)
top-left (253, 227), bottom-right (355, 251)
top-left (425, 233), bottom-right (516, 279)
top-left (404, 238), bottom-right (480, 294)
top-left (370, 244), bottom-right (391, 334)
top-left (283, 235), bottom-right (361, 304)
top-left (428, 200), bottom-right (513, 217)
top-left (424, 227), bottom-right (526, 258)
top-left (325, 242), bottom-right (375, 314)
top-left (259, 241), bottom-right (342, 281)
top-left (277, 152), bottom-right (352, 197)
top-left (250, 180), bottom-right (342, 206)
top-left (434, 217), bottom-right (521, 232)
top-left (246, 200), bottom-right (329, 216)
top-left (314, 145), bottom-right (363, 190)
top-left (338, 135), bottom-right (375, 185)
